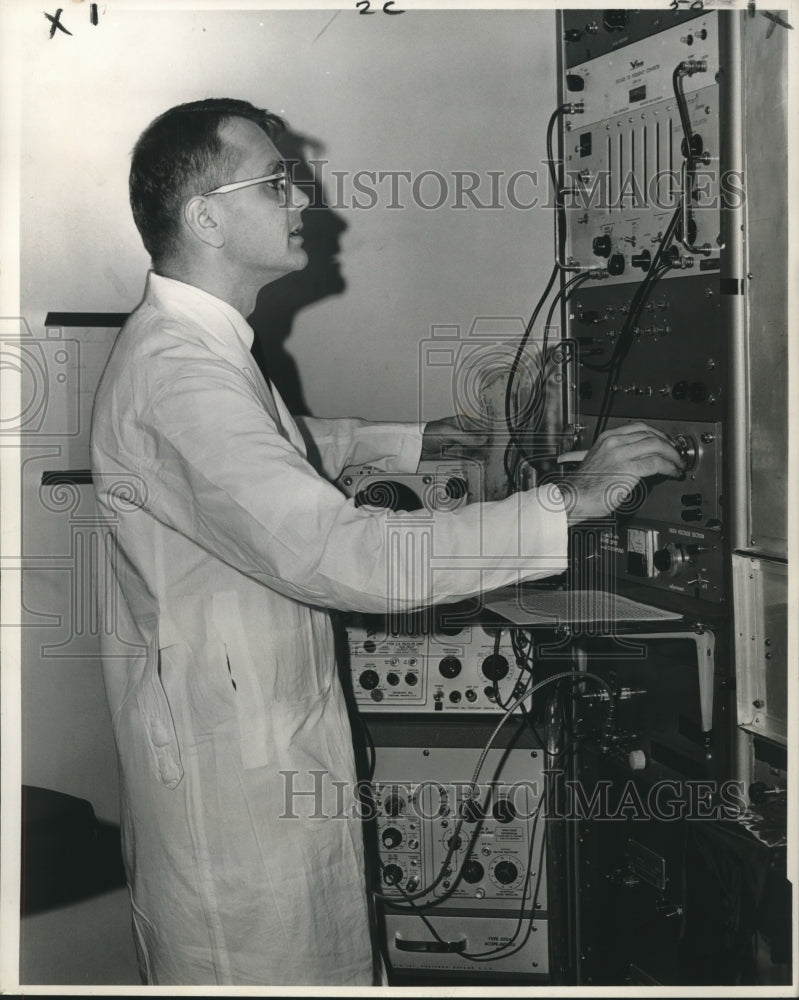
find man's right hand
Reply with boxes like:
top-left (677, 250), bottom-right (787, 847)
top-left (557, 422), bottom-right (685, 526)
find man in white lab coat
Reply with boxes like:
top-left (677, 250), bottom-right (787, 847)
top-left (90, 98), bottom-right (684, 986)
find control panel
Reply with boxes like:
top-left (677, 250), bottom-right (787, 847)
top-left (578, 415), bottom-right (725, 603)
top-left (562, 8), bottom-right (708, 67)
top-left (563, 11), bottom-right (722, 283)
top-left (373, 743), bottom-right (548, 978)
top-left (346, 612), bottom-right (534, 712)
top-left (559, 10), bottom-right (729, 610)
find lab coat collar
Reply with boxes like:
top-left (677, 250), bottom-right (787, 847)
top-left (145, 271), bottom-right (256, 355)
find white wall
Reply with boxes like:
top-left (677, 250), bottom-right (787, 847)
top-left (21, 8), bottom-right (557, 421)
top-left (18, 0), bottom-right (555, 845)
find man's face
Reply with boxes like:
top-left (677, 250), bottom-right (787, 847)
top-left (211, 117), bottom-right (309, 283)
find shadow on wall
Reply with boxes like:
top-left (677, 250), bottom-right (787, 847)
top-left (21, 786), bottom-right (127, 916)
top-left (249, 128), bottom-right (348, 417)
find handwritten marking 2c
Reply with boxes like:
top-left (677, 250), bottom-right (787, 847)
top-left (357, 1), bottom-right (405, 14)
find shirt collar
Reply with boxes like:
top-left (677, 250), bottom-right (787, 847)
top-left (144, 271), bottom-right (255, 353)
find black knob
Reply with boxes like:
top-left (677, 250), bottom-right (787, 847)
top-left (405, 672), bottom-right (418, 686)
top-left (481, 654), bottom-right (509, 681)
top-left (449, 690), bottom-right (462, 703)
top-left (465, 689), bottom-right (478, 702)
top-left (681, 509), bottom-right (703, 522)
top-left (631, 250), bottom-right (652, 271)
top-left (383, 863), bottom-right (403, 885)
top-left (564, 27), bottom-right (583, 42)
top-left (382, 827), bottom-right (403, 849)
top-left (383, 793), bottom-right (406, 817)
top-left (681, 132), bottom-right (704, 160)
top-left (492, 799), bottom-right (517, 824)
top-left (359, 669), bottom-right (379, 690)
top-left (592, 234), bottom-right (612, 258)
top-left (386, 672), bottom-right (400, 686)
top-left (446, 834), bottom-right (463, 850)
top-left (566, 73), bottom-right (585, 91)
top-left (439, 656), bottom-right (462, 679)
top-left (445, 476), bottom-right (467, 501)
top-left (674, 434), bottom-right (698, 469)
top-left (608, 253), bottom-right (625, 275)
top-left (462, 860), bottom-right (485, 884)
top-left (363, 639), bottom-right (377, 654)
top-left (681, 493), bottom-right (703, 506)
top-left (653, 548), bottom-right (673, 573)
top-left (493, 860), bottom-right (519, 885)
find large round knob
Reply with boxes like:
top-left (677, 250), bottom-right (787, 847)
top-left (481, 654), bottom-right (509, 681)
top-left (493, 860), bottom-right (519, 885)
top-left (383, 863), bottom-right (403, 885)
top-left (439, 656), bottom-right (462, 679)
top-left (462, 860), bottom-right (485, 884)
top-left (592, 234), bottom-right (612, 258)
top-left (653, 543), bottom-right (687, 577)
top-left (382, 827), bottom-right (403, 849)
top-left (608, 253), bottom-right (625, 276)
top-left (359, 669), bottom-right (379, 690)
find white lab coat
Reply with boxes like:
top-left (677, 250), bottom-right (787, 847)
top-left (90, 272), bottom-right (567, 986)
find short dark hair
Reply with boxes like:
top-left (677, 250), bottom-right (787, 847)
top-left (129, 98), bottom-right (285, 265)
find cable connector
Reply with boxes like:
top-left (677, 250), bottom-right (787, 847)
top-left (588, 268), bottom-right (609, 280)
top-left (579, 686), bottom-right (647, 702)
top-left (677, 58), bottom-right (708, 77)
top-left (562, 101), bottom-right (585, 115)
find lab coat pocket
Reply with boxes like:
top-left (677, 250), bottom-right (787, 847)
top-left (212, 592), bottom-right (272, 769)
top-left (136, 628), bottom-right (184, 790)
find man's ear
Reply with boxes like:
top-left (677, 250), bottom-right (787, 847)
top-left (184, 196), bottom-right (225, 249)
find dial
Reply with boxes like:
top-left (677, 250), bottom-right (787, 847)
top-left (492, 859), bottom-right (519, 885)
top-left (383, 863), bottom-right (403, 886)
top-left (462, 860), bottom-right (485, 884)
top-left (381, 827), bottom-right (403, 849)
top-left (439, 656), bottom-right (462, 679)
top-left (481, 654), bottom-right (509, 681)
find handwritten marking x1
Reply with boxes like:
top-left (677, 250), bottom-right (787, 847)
top-left (44, 8), bottom-right (72, 38)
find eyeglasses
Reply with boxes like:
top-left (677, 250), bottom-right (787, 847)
top-left (202, 170), bottom-right (291, 197)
